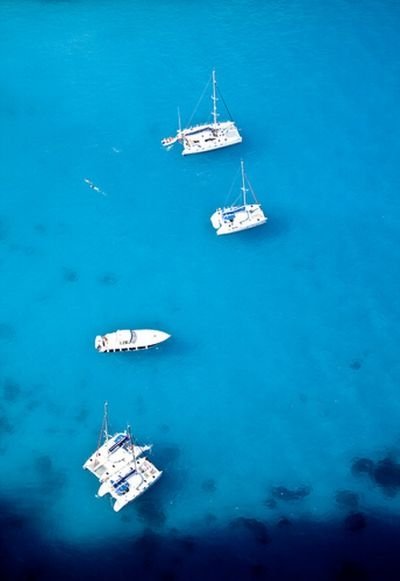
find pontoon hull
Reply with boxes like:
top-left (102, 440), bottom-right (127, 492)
top-left (95, 329), bottom-right (171, 353)
top-left (211, 204), bottom-right (267, 236)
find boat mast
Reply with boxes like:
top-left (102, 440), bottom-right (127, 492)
top-left (211, 69), bottom-right (218, 126)
top-left (240, 160), bottom-right (248, 205)
top-left (127, 425), bottom-right (137, 471)
top-left (103, 401), bottom-right (109, 440)
top-left (96, 401), bottom-right (109, 453)
top-left (177, 106), bottom-right (182, 134)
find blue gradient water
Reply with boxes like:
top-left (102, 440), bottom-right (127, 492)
top-left (1, 0), bottom-right (400, 577)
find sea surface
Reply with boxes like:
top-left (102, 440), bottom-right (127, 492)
top-left (1, 0), bottom-right (400, 578)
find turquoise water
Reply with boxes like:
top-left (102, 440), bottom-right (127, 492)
top-left (1, 0), bottom-right (400, 577)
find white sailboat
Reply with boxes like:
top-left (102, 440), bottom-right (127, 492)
top-left (210, 161), bottom-right (267, 235)
top-left (161, 70), bottom-right (242, 155)
top-left (95, 329), bottom-right (171, 353)
top-left (83, 403), bottom-right (162, 512)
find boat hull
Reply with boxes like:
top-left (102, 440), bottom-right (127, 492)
top-left (95, 329), bottom-right (171, 353)
top-left (180, 121), bottom-right (242, 156)
top-left (211, 205), bottom-right (267, 236)
top-left (182, 134), bottom-right (242, 155)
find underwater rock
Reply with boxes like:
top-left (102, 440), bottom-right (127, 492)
top-left (335, 490), bottom-right (359, 509)
top-left (344, 512), bottom-right (367, 532)
top-left (179, 535), bottom-right (196, 553)
top-left (373, 458), bottom-right (400, 496)
top-left (3, 513), bottom-right (26, 529)
top-left (63, 268), bottom-right (78, 282)
top-left (349, 359), bottom-right (362, 370)
top-left (157, 445), bottom-right (181, 466)
top-left (75, 407), bottom-right (89, 423)
top-left (271, 485), bottom-right (311, 502)
top-left (201, 478), bottom-right (217, 493)
top-left (26, 399), bottom-right (41, 411)
top-left (133, 530), bottom-right (162, 567)
top-left (0, 323), bottom-right (15, 340)
top-left (204, 512), bottom-right (217, 524)
top-left (0, 412), bottom-right (14, 435)
top-left (34, 455), bottom-right (66, 495)
top-left (276, 517), bottom-right (292, 528)
top-left (352, 456), bottom-right (400, 497)
top-left (98, 273), bottom-right (118, 286)
top-left (136, 499), bottom-right (167, 528)
top-left (34, 223), bottom-right (47, 234)
top-left (3, 378), bottom-right (21, 402)
top-left (351, 457), bottom-right (374, 476)
top-left (230, 517), bottom-right (270, 545)
top-left (264, 498), bottom-right (277, 510)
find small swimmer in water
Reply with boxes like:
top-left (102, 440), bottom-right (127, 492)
top-left (84, 178), bottom-right (107, 196)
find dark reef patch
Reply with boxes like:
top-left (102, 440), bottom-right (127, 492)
top-left (264, 498), bottom-right (277, 510)
top-left (230, 517), bottom-right (270, 545)
top-left (0, 410), bottom-right (14, 435)
top-left (135, 495), bottom-right (167, 528)
top-left (201, 478), bottom-right (217, 493)
top-left (271, 485), bottom-right (311, 502)
top-left (204, 512), bottom-right (217, 525)
top-left (25, 399), bottom-right (41, 412)
top-left (1, 494), bottom-right (400, 579)
top-left (0, 323), bottom-right (15, 340)
top-left (373, 458), bottom-right (400, 496)
top-left (349, 359), bottom-right (362, 370)
top-left (344, 512), bottom-right (367, 533)
top-left (298, 392), bottom-right (308, 404)
top-left (178, 535), bottom-right (197, 554)
top-left (3, 379), bottom-right (21, 402)
top-left (63, 268), bottom-right (78, 283)
top-left (276, 517), bottom-right (292, 528)
top-left (34, 223), bottom-right (47, 235)
top-left (74, 406), bottom-right (89, 423)
top-left (155, 444), bottom-right (181, 466)
top-left (335, 490), bottom-right (359, 509)
top-left (352, 457), bottom-right (374, 476)
top-left (33, 455), bottom-right (66, 497)
top-left (352, 456), bottom-right (400, 497)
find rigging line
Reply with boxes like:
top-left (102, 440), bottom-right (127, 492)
top-left (246, 175), bottom-right (259, 204)
top-left (223, 165), bottom-right (242, 207)
top-left (96, 401), bottom-right (108, 451)
top-left (186, 76), bottom-right (211, 128)
top-left (216, 86), bottom-right (234, 121)
top-left (127, 425), bottom-right (138, 472)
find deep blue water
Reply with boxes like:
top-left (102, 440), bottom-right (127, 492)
top-left (1, 0), bottom-right (400, 578)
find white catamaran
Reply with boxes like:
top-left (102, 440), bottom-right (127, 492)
top-left (161, 70), bottom-right (242, 155)
top-left (83, 403), bottom-right (162, 512)
top-left (210, 161), bottom-right (268, 235)
top-left (95, 329), bottom-right (171, 353)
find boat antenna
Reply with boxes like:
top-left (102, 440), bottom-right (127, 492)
top-left (127, 424), bottom-right (137, 471)
top-left (211, 69), bottom-right (219, 126)
top-left (240, 160), bottom-right (248, 206)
